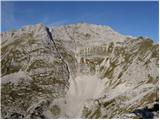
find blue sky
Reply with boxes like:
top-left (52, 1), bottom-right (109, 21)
top-left (1, 1), bottom-right (159, 43)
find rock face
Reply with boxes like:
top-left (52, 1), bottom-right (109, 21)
top-left (1, 23), bottom-right (159, 118)
top-left (1, 24), bottom-right (70, 118)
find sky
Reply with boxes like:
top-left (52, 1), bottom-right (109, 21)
top-left (1, 1), bottom-right (159, 43)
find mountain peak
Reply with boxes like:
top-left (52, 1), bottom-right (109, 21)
top-left (50, 22), bottom-right (126, 47)
top-left (19, 23), bottom-right (46, 32)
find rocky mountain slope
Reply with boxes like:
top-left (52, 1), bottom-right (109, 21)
top-left (1, 23), bottom-right (159, 118)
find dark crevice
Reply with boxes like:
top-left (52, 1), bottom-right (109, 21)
top-left (45, 27), bottom-right (70, 87)
top-left (132, 100), bottom-right (159, 119)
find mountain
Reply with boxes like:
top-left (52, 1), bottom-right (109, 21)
top-left (1, 23), bottom-right (159, 119)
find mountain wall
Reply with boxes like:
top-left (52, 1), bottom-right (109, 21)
top-left (1, 23), bottom-right (159, 118)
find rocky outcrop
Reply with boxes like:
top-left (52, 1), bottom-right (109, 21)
top-left (1, 23), bottom-right (159, 118)
top-left (1, 24), bottom-right (70, 118)
top-left (78, 37), bottom-right (159, 119)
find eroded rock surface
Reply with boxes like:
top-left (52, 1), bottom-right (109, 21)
top-left (1, 23), bottom-right (159, 118)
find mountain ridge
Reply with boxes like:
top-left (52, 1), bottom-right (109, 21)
top-left (2, 23), bottom-right (157, 43)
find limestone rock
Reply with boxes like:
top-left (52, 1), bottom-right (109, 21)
top-left (1, 23), bottom-right (159, 118)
